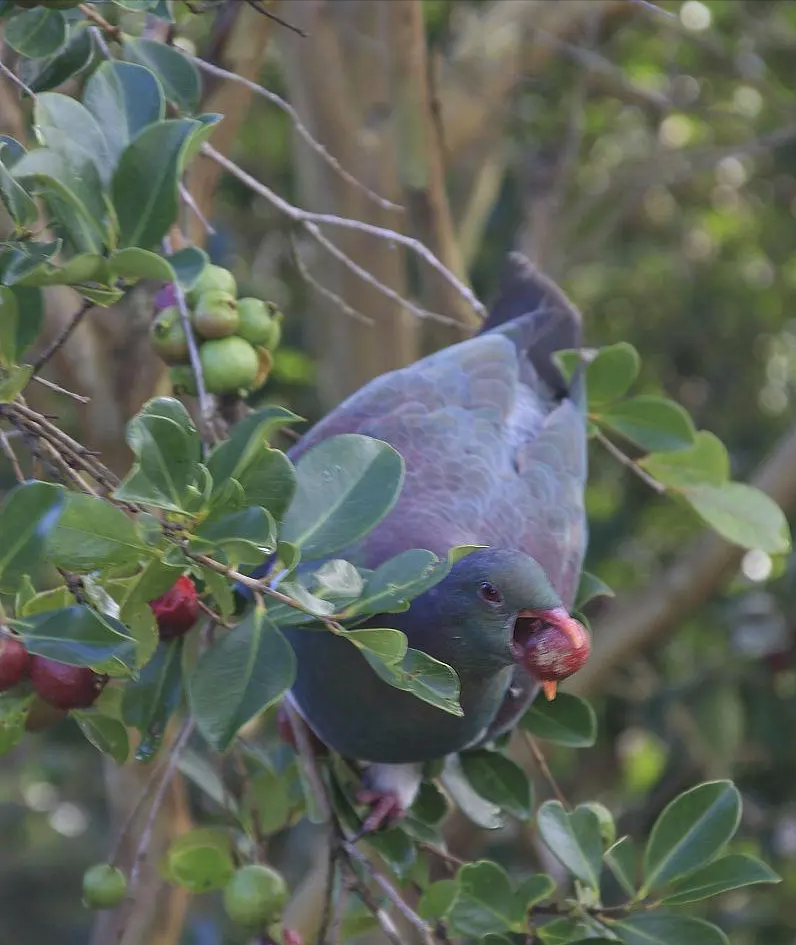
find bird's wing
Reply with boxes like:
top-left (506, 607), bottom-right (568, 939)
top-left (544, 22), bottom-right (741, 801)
top-left (288, 320), bottom-right (587, 607)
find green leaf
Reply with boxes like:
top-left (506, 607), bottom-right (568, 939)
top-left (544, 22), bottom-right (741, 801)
top-left (112, 118), bottom-right (198, 249)
top-left (642, 780), bottom-right (741, 893)
top-left (586, 342), bottom-right (640, 407)
top-left (108, 247), bottom-right (176, 283)
top-left (418, 879), bottom-right (458, 921)
top-left (449, 861), bottom-right (521, 937)
top-left (5, 6), bottom-right (67, 59)
top-left (122, 639), bottom-right (183, 762)
top-left (608, 914), bottom-right (729, 945)
top-left (312, 559), bottom-right (364, 599)
top-left (538, 920), bottom-right (606, 945)
top-left (342, 548), bottom-right (447, 618)
top-left (595, 396), bottom-right (696, 453)
top-left (164, 828), bottom-right (235, 893)
top-left (12, 147), bottom-right (107, 254)
top-left (167, 245), bottom-right (207, 288)
top-left (178, 747), bottom-right (237, 813)
top-left (46, 492), bottom-right (150, 572)
top-left (19, 605), bottom-right (136, 672)
top-left (522, 693), bottom-right (597, 747)
top-left (238, 449), bottom-right (297, 522)
top-left (640, 431), bottom-right (729, 489)
top-left (0, 689), bottom-right (35, 757)
top-left (605, 836), bottom-right (638, 896)
top-left (83, 60), bottom-right (165, 170)
top-left (411, 781), bottom-right (449, 825)
top-left (193, 507), bottom-right (277, 565)
top-left (33, 91), bottom-right (112, 187)
top-left (515, 873), bottom-right (555, 910)
top-left (575, 572), bottom-right (614, 610)
top-left (660, 853), bottom-right (780, 905)
top-left (0, 481), bottom-right (63, 594)
top-left (123, 37), bottom-right (202, 113)
top-left (246, 765), bottom-right (297, 835)
top-left (536, 801), bottom-right (603, 890)
top-left (198, 565), bottom-right (235, 620)
top-left (364, 647), bottom-right (462, 717)
top-left (441, 754), bottom-right (502, 829)
top-left (5, 286), bottom-right (43, 361)
top-left (0, 142), bottom-right (38, 227)
top-left (282, 433), bottom-right (404, 559)
top-left (459, 750), bottom-right (533, 820)
top-left (364, 826), bottom-right (416, 879)
top-left (115, 398), bottom-right (202, 513)
top-left (189, 606), bottom-right (296, 751)
top-left (20, 23), bottom-right (94, 94)
top-left (73, 710), bottom-right (129, 763)
top-left (338, 627), bottom-right (408, 664)
top-left (207, 404), bottom-right (301, 481)
top-left (179, 112), bottom-right (222, 172)
top-left (683, 482), bottom-right (791, 554)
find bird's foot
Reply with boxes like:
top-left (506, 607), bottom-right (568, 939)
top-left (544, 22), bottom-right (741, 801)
top-left (353, 788), bottom-right (406, 838)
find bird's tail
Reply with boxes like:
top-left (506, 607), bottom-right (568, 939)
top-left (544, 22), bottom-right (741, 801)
top-left (480, 253), bottom-right (584, 404)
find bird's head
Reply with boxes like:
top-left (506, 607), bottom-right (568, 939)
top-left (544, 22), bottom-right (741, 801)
top-left (437, 549), bottom-right (590, 698)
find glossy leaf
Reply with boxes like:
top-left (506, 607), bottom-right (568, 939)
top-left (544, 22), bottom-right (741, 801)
top-left (418, 879), bottom-right (458, 921)
top-left (608, 913), bottom-right (729, 945)
top-left (12, 147), bottom-right (107, 254)
top-left (575, 571), bottom-right (614, 609)
top-left (342, 548), bottom-right (447, 619)
top-left (459, 750), bottom-right (533, 820)
top-left (313, 559), bottom-right (364, 599)
top-left (683, 482), bottom-right (791, 554)
top-left (20, 605), bottom-right (136, 672)
top-left (538, 919), bottom-right (606, 945)
top-left (363, 647), bottom-right (461, 717)
top-left (73, 710), bottom-right (129, 763)
top-left (189, 607), bottom-right (296, 751)
top-left (642, 780), bottom-right (741, 892)
top-left (586, 342), bottom-right (640, 407)
top-left (338, 627), bottom-right (408, 664)
top-left (20, 23), bottom-right (93, 94)
top-left (83, 60), bottom-right (165, 169)
top-left (595, 395), bottom-right (696, 453)
top-left (164, 828), bottom-right (235, 893)
top-left (5, 6), bottom-right (67, 59)
top-left (537, 801), bottom-right (603, 890)
top-left (281, 433), bottom-right (404, 559)
top-left (522, 692), bottom-right (597, 747)
top-left (122, 639), bottom-right (183, 762)
top-left (109, 247), bottom-right (176, 283)
top-left (33, 92), bottom-right (112, 186)
top-left (124, 37), bottom-right (202, 113)
top-left (441, 754), bottom-right (502, 830)
top-left (167, 245), bottom-right (207, 288)
top-left (660, 853), bottom-right (780, 905)
top-left (0, 481), bottom-right (63, 594)
top-left (194, 507), bottom-right (277, 565)
top-left (0, 141), bottom-right (38, 227)
top-left (0, 689), bottom-right (35, 758)
top-left (449, 860), bottom-right (521, 937)
top-left (515, 873), bottom-right (556, 910)
top-left (112, 118), bottom-right (198, 249)
top-left (640, 431), bottom-right (729, 489)
top-left (46, 492), bottom-right (149, 572)
top-left (605, 836), bottom-right (638, 896)
top-left (247, 765), bottom-right (297, 835)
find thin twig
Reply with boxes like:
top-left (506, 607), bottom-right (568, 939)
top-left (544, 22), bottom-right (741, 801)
top-left (78, 2), bottom-right (122, 40)
top-left (161, 237), bottom-right (218, 441)
top-left (30, 299), bottom-right (94, 376)
top-left (282, 695), bottom-right (331, 822)
top-left (523, 731), bottom-right (570, 809)
top-left (202, 143), bottom-right (486, 323)
top-left (0, 58), bottom-right (35, 98)
top-left (127, 718), bottom-right (195, 893)
top-left (30, 374), bottom-right (90, 403)
top-left (290, 235), bottom-right (374, 326)
top-left (594, 429), bottom-right (666, 495)
top-left (179, 182), bottom-right (216, 235)
top-left (192, 56), bottom-right (401, 213)
top-left (243, 0), bottom-right (307, 36)
top-left (0, 429), bottom-right (24, 483)
top-left (342, 841), bottom-right (435, 945)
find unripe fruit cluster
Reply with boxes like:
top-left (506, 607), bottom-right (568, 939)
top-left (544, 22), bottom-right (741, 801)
top-left (149, 266), bottom-right (283, 397)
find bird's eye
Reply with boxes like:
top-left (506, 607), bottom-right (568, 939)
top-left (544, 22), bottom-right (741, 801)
top-left (479, 582), bottom-right (503, 605)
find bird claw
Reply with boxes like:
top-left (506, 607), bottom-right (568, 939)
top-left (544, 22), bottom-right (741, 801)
top-left (353, 789), bottom-right (406, 838)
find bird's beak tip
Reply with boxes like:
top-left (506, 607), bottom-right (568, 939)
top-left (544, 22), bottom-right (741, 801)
top-left (542, 680), bottom-right (558, 701)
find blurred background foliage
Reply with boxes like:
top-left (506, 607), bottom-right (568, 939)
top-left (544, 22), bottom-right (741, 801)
top-left (2, 0), bottom-right (796, 943)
